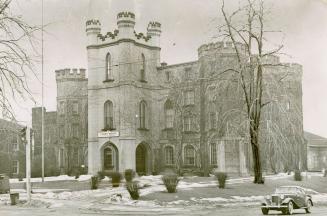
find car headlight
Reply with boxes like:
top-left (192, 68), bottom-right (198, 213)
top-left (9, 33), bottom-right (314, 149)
top-left (265, 195), bottom-right (271, 200)
top-left (280, 194), bottom-right (285, 199)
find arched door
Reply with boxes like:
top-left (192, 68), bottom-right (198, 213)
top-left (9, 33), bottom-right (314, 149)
top-left (103, 145), bottom-right (118, 171)
top-left (136, 144), bottom-right (146, 175)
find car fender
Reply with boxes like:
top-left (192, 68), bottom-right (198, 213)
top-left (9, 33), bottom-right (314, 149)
top-left (305, 197), bottom-right (313, 206)
top-left (281, 197), bottom-right (294, 205)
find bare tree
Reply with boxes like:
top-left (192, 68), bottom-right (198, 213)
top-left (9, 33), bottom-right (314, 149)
top-left (0, 0), bottom-right (38, 120)
top-left (219, 0), bottom-right (286, 183)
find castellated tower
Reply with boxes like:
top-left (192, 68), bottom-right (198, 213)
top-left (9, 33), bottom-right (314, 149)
top-left (55, 68), bottom-right (88, 174)
top-left (86, 11), bottom-right (162, 175)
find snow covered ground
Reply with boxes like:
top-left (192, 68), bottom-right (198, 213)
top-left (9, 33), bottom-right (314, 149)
top-left (2, 172), bottom-right (327, 210)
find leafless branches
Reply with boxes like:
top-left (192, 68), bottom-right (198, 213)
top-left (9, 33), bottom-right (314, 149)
top-left (0, 0), bottom-right (39, 121)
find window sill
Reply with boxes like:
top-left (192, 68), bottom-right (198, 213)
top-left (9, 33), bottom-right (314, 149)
top-left (162, 127), bottom-right (174, 131)
top-left (137, 128), bottom-right (149, 131)
top-left (183, 104), bottom-right (195, 108)
top-left (103, 79), bottom-right (114, 83)
top-left (101, 128), bottom-right (116, 131)
top-left (183, 131), bottom-right (196, 134)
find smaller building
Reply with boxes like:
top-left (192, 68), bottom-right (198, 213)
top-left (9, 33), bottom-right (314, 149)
top-left (0, 119), bottom-right (25, 177)
top-left (305, 131), bottom-right (327, 171)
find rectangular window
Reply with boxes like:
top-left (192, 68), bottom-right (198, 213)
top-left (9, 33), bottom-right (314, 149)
top-left (166, 109), bottom-right (174, 128)
top-left (165, 71), bottom-right (170, 82)
top-left (165, 147), bottom-right (174, 165)
top-left (184, 67), bottom-right (191, 80)
top-left (12, 135), bottom-right (19, 151)
top-left (183, 116), bottom-right (192, 132)
top-left (210, 143), bottom-right (217, 165)
top-left (184, 146), bottom-right (195, 165)
top-left (59, 126), bottom-right (65, 139)
top-left (72, 102), bottom-right (79, 115)
top-left (209, 112), bottom-right (216, 130)
top-left (59, 148), bottom-right (64, 168)
top-left (72, 124), bottom-right (79, 137)
top-left (184, 90), bottom-right (195, 105)
top-left (12, 160), bottom-right (19, 174)
top-left (59, 101), bottom-right (65, 115)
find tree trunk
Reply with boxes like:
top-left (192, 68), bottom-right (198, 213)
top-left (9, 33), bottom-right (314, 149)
top-left (250, 128), bottom-right (264, 184)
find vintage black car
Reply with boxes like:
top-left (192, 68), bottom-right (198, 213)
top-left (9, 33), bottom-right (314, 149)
top-left (261, 186), bottom-right (313, 215)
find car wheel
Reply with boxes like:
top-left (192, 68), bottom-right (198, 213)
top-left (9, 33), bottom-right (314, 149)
top-left (261, 208), bottom-right (269, 215)
top-left (305, 200), bottom-right (312, 213)
top-left (286, 201), bottom-right (294, 215)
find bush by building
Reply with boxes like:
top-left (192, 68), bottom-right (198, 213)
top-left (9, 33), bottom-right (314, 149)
top-left (162, 173), bottom-right (179, 193)
top-left (214, 172), bottom-right (227, 188)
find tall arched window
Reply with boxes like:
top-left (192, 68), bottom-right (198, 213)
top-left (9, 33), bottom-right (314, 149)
top-left (106, 53), bottom-right (113, 80)
top-left (139, 100), bottom-right (147, 129)
top-left (164, 146), bottom-right (174, 165)
top-left (104, 100), bottom-right (114, 130)
top-left (210, 143), bottom-right (217, 165)
top-left (164, 100), bottom-right (174, 129)
top-left (184, 145), bottom-right (195, 166)
top-left (140, 54), bottom-right (146, 81)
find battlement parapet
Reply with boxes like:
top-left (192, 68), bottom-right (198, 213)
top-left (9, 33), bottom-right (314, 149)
top-left (98, 29), bottom-right (119, 41)
top-left (134, 31), bottom-right (151, 42)
top-left (117, 11), bottom-right (135, 26)
top-left (198, 41), bottom-right (247, 57)
top-left (86, 19), bottom-right (101, 26)
top-left (147, 21), bottom-right (161, 35)
top-left (117, 11), bottom-right (135, 19)
top-left (55, 68), bottom-right (87, 80)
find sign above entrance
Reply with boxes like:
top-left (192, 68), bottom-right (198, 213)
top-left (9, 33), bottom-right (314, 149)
top-left (98, 131), bottom-right (119, 138)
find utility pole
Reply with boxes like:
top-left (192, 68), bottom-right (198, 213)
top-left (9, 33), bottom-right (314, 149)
top-left (26, 127), bottom-right (31, 203)
top-left (41, 0), bottom-right (45, 182)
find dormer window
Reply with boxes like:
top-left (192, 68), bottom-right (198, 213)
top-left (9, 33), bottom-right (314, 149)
top-left (140, 54), bottom-right (146, 82)
top-left (105, 53), bottom-right (114, 81)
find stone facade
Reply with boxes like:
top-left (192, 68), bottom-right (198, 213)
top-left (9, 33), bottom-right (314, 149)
top-left (55, 68), bottom-right (88, 174)
top-left (32, 107), bottom-right (58, 176)
top-left (32, 68), bottom-right (88, 175)
top-left (86, 11), bottom-right (305, 176)
top-left (0, 119), bottom-right (25, 177)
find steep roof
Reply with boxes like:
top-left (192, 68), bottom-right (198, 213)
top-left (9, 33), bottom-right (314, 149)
top-left (304, 131), bottom-right (327, 147)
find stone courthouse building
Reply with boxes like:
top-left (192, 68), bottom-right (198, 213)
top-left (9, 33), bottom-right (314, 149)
top-left (31, 10), bottom-right (305, 176)
top-left (85, 11), bottom-right (305, 176)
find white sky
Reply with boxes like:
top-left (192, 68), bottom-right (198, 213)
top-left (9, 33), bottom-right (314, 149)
top-left (9, 0), bottom-right (327, 138)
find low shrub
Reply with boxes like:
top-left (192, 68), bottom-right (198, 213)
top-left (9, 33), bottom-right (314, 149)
top-left (162, 173), bottom-right (179, 193)
top-left (90, 175), bottom-right (99, 190)
top-left (111, 172), bottom-right (122, 187)
top-left (294, 170), bottom-right (302, 181)
top-left (215, 172), bottom-right (227, 188)
top-left (124, 169), bottom-right (135, 182)
top-left (126, 181), bottom-right (140, 200)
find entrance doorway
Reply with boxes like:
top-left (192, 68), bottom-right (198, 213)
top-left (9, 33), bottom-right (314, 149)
top-left (103, 144), bottom-right (118, 172)
top-left (136, 144), bottom-right (146, 175)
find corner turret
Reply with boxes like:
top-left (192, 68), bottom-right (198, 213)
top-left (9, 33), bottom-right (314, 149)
top-left (117, 12), bottom-right (136, 39)
top-left (147, 21), bottom-right (161, 47)
top-left (86, 19), bottom-right (101, 46)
